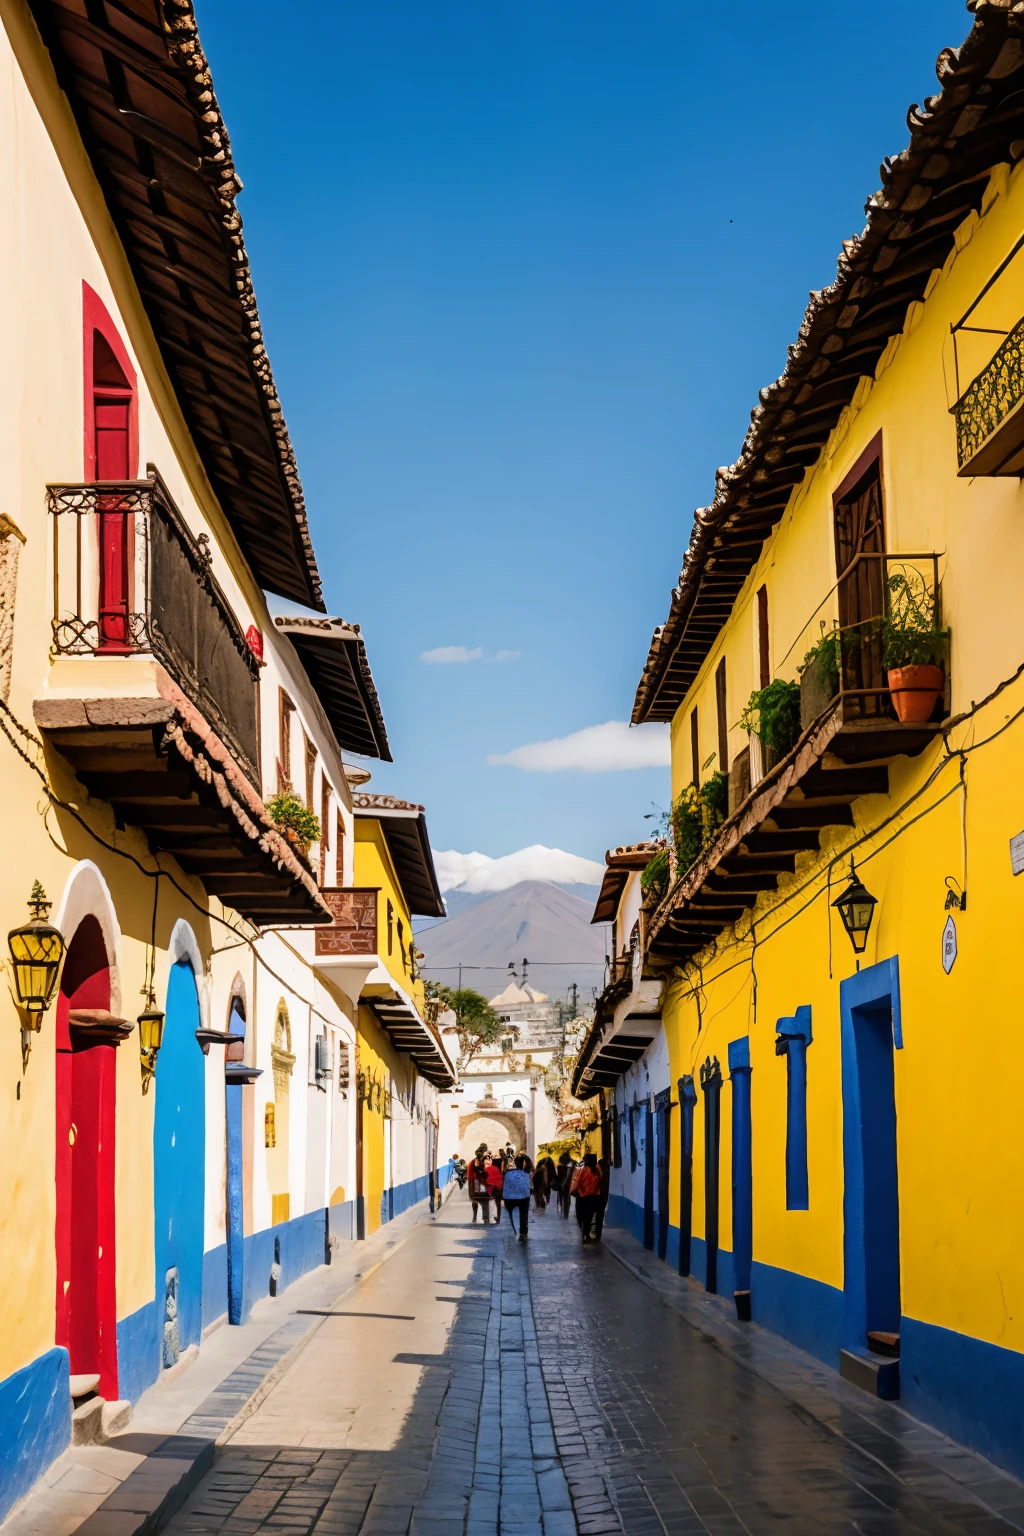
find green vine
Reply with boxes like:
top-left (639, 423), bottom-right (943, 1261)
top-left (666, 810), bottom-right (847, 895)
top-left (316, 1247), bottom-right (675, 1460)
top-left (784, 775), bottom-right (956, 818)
top-left (737, 679), bottom-right (801, 757)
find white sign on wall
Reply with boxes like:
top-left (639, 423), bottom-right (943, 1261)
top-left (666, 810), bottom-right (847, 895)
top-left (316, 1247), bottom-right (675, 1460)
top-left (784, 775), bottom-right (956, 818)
top-left (1010, 830), bottom-right (1024, 875)
top-left (942, 915), bottom-right (957, 975)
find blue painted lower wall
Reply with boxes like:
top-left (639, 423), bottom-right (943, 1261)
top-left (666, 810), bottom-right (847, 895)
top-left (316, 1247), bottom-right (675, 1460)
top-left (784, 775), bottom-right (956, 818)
top-left (606, 1191), bottom-right (645, 1244)
top-left (380, 1165), bottom-right (451, 1228)
top-left (115, 1299), bottom-right (161, 1405)
top-left (901, 1316), bottom-right (1024, 1484)
top-left (0, 1348), bottom-right (71, 1524)
top-left (749, 1259), bottom-right (842, 1368)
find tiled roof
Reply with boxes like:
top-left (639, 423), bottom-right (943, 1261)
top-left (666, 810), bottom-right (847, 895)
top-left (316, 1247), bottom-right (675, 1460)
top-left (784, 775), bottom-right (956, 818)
top-left (633, 0), bottom-right (1024, 724)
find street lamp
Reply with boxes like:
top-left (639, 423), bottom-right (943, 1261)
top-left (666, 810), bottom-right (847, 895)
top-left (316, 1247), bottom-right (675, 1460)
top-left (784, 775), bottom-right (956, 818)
top-left (8, 882), bottom-right (65, 1068)
top-left (138, 993), bottom-right (166, 1094)
top-left (832, 860), bottom-right (878, 955)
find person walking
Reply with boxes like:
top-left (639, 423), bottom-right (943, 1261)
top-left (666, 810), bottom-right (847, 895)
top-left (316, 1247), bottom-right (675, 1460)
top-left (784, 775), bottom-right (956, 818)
top-left (594, 1156), bottom-right (611, 1242)
top-left (555, 1152), bottom-right (574, 1219)
top-left (576, 1153), bottom-right (603, 1244)
top-left (533, 1155), bottom-right (555, 1212)
top-left (468, 1148), bottom-right (492, 1224)
top-left (485, 1152), bottom-right (504, 1220)
top-left (503, 1154), bottom-right (532, 1242)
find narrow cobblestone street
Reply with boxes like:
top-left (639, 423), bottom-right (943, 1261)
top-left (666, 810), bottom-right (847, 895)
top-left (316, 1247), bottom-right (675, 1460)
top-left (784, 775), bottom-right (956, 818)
top-left (149, 1194), bottom-right (1024, 1536)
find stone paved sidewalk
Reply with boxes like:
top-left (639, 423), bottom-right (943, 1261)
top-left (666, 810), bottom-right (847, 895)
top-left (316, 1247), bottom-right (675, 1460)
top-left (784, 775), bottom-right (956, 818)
top-left (0, 1193), bottom-right (447, 1536)
top-left (57, 1193), bottom-right (1024, 1536)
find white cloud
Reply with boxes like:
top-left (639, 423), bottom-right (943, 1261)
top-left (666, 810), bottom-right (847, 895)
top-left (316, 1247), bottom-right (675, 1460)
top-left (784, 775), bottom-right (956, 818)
top-left (486, 719), bottom-right (670, 773)
top-left (420, 645), bottom-right (523, 665)
top-left (433, 845), bottom-right (605, 893)
top-left (421, 645), bottom-right (485, 664)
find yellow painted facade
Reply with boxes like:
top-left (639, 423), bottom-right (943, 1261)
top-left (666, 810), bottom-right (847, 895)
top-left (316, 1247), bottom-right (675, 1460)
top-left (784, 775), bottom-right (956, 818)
top-left (608, 102), bottom-right (1024, 1479)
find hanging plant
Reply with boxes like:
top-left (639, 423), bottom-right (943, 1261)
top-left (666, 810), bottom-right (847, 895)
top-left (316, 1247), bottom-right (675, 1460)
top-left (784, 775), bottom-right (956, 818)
top-left (670, 772), bottom-right (729, 879)
top-left (265, 792), bottom-right (321, 854)
top-left (738, 679), bottom-right (801, 758)
top-left (640, 847), bottom-right (670, 900)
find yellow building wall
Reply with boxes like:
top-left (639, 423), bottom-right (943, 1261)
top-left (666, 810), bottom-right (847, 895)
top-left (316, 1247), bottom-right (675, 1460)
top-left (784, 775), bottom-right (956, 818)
top-left (353, 820), bottom-right (427, 1015)
top-left (659, 156), bottom-right (1024, 1363)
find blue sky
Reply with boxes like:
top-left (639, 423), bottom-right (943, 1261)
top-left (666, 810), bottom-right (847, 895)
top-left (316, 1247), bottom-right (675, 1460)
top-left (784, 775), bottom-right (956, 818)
top-left (197, 0), bottom-right (967, 876)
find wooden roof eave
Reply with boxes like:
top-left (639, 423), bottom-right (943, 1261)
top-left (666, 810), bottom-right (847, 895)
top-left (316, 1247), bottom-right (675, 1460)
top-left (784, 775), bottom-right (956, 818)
top-left (632, 5), bottom-right (1024, 727)
top-left (29, 0), bottom-right (325, 611)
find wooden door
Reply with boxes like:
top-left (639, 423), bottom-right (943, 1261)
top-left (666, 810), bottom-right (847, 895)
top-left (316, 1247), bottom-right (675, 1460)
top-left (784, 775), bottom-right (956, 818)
top-left (834, 465), bottom-right (887, 715)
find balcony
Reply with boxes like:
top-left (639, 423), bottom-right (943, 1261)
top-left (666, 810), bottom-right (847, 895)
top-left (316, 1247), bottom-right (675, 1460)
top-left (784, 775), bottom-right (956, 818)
top-left (46, 474), bottom-right (259, 781)
top-left (314, 888), bottom-right (379, 957)
top-left (952, 314), bottom-right (1024, 477)
top-left (34, 473), bottom-right (327, 925)
top-left (573, 927), bottom-right (663, 1100)
top-left (646, 554), bottom-right (947, 968)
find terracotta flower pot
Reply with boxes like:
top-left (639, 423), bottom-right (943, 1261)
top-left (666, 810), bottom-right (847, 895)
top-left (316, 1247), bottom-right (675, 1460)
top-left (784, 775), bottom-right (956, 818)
top-left (887, 664), bottom-right (944, 724)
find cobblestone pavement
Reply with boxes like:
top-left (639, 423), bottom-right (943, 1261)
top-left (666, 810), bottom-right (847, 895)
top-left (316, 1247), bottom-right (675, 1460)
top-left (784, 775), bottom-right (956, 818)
top-left (157, 1194), bottom-right (1024, 1535)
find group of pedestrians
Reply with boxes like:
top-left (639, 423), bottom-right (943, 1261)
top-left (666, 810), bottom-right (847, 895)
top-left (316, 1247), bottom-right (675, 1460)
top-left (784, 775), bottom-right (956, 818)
top-left (465, 1144), bottom-right (610, 1246)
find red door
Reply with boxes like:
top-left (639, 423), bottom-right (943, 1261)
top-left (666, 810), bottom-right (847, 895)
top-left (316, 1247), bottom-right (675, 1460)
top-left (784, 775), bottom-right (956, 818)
top-left (55, 917), bottom-right (118, 1400)
top-left (95, 396), bottom-right (132, 651)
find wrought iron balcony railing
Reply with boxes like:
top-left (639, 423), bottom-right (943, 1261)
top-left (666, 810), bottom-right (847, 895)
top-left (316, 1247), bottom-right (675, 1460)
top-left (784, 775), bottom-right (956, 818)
top-left (48, 473), bottom-right (260, 784)
top-left (951, 314), bottom-right (1024, 476)
top-left (794, 551), bottom-right (946, 732)
top-left (314, 888), bottom-right (379, 957)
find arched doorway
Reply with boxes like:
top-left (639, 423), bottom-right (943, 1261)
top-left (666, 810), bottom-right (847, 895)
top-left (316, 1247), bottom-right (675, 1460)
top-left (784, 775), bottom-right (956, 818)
top-left (267, 1002), bottom-right (294, 1227)
top-left (153, 961), bottom-right (204, 1366)
top-left (55, 916), bottom-right (118, 1399)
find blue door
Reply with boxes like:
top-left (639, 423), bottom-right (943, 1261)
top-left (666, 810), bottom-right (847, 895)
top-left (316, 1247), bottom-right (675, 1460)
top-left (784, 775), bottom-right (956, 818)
top-left (154, 961), bottom-right (205, 1364)
top-left (840, 959), bottom-right (902, 1358)
top-left (729, 1038), bottom-right (752, 1316)
top-left (225, 998), bottom-right (245, 1325)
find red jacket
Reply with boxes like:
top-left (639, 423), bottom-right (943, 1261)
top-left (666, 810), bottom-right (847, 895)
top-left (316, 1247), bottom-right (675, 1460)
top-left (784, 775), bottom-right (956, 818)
top-left (485, 1163), bottom-right (504, 1194)
top-left (576, 1167), bottom-right (601, 1198)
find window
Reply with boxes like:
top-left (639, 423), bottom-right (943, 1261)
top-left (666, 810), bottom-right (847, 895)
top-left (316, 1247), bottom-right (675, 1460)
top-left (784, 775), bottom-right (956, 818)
top-left (84, 286), bottom-right (138, 655)
top-left (304, 736), bottom-right (316, 809)
top-left (278, 690), bottom-right (294, 789)
top-left (756, 585), bottom-right (770, 689)
top-left (833, 435), bottom-right (886, 717)
top-left (319, 780), bottom-right (331, 886)
top-left (715, 656), bottom-right (728, 775)
top-left (776, 1006), bottom-right (812, 1211)
top-left (689, 708), bottom-right (699, 787)
top-left (387, 900), bottom-right (394, 955)
top-left (335, 811), bottom-right (345, 885)
top-left (397, 918), bottom-right (406, 967)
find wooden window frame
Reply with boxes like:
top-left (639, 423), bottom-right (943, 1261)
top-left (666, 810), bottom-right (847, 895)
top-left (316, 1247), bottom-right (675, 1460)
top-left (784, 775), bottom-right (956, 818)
top-left (756, 585), bottom-right (770, 690)
top-left (715, 657), bottom-right (728, 777)
top-left (278, 690), bottom-right (294, 790)
top-left (689, 708), bottom-right (699, 787)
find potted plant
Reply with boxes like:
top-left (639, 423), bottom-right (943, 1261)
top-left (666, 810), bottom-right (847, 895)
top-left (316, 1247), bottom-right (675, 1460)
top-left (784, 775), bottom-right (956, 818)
top-left (265, 792), bottom-right (321, 856)
top-left (879, 569), bottom-right (949, 723)
top-left (798, 622), bottom-right (844, 730)
top-left (738, 679), bottom-right (801, 769)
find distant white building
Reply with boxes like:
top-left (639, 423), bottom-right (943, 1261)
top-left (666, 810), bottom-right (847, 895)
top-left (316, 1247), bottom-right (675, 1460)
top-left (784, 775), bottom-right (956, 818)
top-left (436, 981), bottom-right (584, 1164)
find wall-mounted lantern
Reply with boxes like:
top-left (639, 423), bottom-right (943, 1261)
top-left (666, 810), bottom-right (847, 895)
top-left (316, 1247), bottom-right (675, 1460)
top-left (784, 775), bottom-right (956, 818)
top-left (138, 993), bottom-right (166, 1094)
top-left (8, 882), bottom-right (64, 1067)
top-left (832, 859), bottom-right (878, 955)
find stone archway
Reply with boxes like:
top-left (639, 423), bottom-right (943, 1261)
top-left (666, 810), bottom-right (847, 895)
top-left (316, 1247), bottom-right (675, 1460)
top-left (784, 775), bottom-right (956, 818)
top-left (458, 1111), bottom-right (527, 1160)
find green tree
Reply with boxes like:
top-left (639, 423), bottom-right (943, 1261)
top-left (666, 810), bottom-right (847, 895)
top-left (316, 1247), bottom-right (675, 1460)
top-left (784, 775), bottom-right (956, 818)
top-left (424, 980), bottom-right (503, 1068)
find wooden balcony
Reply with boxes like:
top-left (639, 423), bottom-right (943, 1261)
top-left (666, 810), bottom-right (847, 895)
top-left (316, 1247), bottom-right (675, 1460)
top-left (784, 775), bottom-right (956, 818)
top-left (35, 474), bottom-right (328, 926)
top-left (314, 889), bottom-right (379, 957)
top-left (46, 473), bottom-right (260, 782)
top-left (647, 632), bottom-right (947, 969)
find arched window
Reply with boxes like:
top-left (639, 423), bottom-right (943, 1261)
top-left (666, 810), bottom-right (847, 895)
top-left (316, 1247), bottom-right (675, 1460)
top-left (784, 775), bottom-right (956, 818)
top-left (512, 1099), bottom-right (523, 1109)
top-left (82, 284), bottom-right (138, 652)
